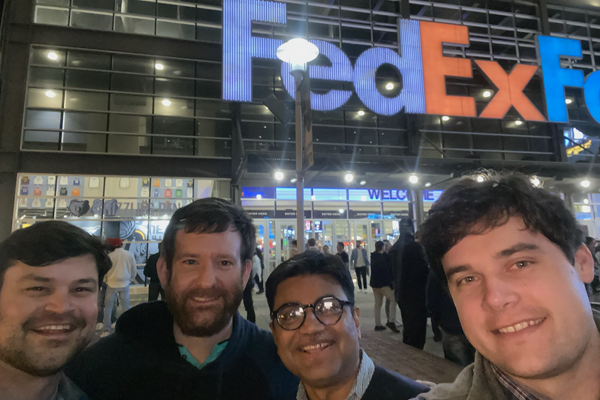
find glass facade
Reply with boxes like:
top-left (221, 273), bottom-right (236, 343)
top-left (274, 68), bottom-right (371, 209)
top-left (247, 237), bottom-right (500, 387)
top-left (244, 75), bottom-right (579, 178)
top-left (24, 46), bottom-right (230, 157)
top-left (14, 173), bottom-right (230, 281)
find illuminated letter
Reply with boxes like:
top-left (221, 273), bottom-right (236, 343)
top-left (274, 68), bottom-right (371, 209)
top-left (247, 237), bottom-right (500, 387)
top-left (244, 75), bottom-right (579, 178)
top-left (475, 61), bottom-right (545, 121)
top-left (281, 40), bottom-right (353, 111)
top-left (537, 35), bottom-right (584, 123)
top-left (222, 0), bottom-right (286, 101)
top-left (353, 19), bottom-right (426, 116)
top-left (420, 21), bottom-right (476, 117)
top-left (584, 71), bottom-right (600, 124)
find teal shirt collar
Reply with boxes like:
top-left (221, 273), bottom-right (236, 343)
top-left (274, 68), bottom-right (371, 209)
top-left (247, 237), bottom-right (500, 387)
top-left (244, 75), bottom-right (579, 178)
top-left (178, 340), bottom-right (229, 370)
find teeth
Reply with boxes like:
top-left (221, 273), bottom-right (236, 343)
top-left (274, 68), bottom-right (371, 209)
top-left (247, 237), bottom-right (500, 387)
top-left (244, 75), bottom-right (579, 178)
top-left (302, 343), bottom-right (330, 352)
top-left (498, 319), bottom-right (543, 334)
top-left (37, 325), bottom-right (72, 331)
top-left (193, 297), bottom-right (215, 302)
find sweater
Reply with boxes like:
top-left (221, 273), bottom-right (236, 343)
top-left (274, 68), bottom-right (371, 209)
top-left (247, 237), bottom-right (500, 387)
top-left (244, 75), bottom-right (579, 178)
top-left (413, 311), bottom-right (600, 400)
top-left (370, 252), bottom-right (394, 289)
top-left (105, 248), bottom-right (137, 288)
top-left (65, 301), bottom-right (298, 400)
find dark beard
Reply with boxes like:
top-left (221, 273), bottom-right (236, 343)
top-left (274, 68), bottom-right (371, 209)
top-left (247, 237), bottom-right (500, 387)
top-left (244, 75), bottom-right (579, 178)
top-left (165, 278), bottom-right (244, 337)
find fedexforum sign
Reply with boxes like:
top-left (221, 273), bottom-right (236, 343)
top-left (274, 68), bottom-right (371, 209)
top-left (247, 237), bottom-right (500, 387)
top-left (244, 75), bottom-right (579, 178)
top-left (222, 0), bottom-right (600, 123)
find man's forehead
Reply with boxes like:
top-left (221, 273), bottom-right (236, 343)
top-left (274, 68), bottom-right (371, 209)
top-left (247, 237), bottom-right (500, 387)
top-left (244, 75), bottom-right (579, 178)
top-left (275, 274), bottom-right (347, 304)
top-left (7, 256), bottom-right (97, 281)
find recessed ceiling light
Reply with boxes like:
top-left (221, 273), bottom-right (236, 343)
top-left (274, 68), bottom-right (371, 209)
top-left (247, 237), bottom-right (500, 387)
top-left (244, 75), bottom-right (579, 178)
top-left (344, 173), bottom-right (354, 183)
top-left (483, 91), bottom-right (492, 98)
top-left (515, 120), bottom-right (523, 126)
top-left (45, 90), bottom-right (56, 98)
top-left (566, 98), bottom-right (573, 105)
top-left (155, 63), bottom-right (164, 70)
top-left (385, 82), bottom-right (394, 91)
top-left (357, 111), bottom-right (365, 116)
top-left (442, 116), bottom-right (450, 122)
top-left (409, 175), bottom-right (419, 184)
top-left (47, 52), bottom-right (58, 60)
top-left (162, 99), bottom-right (171, 106)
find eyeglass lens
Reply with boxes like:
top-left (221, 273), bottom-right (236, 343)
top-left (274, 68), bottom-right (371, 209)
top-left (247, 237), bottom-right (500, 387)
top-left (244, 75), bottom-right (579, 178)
top-left (276, 297), bottom-right (345, 330)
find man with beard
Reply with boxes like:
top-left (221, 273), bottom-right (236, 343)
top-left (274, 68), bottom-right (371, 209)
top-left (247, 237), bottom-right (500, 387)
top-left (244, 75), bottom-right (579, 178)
top-left (66, 198), bottom-right (298, 400)
top-left (266, 252), bottom-right (428, 400)
top-left (0, 221), bottom-right (111, 400)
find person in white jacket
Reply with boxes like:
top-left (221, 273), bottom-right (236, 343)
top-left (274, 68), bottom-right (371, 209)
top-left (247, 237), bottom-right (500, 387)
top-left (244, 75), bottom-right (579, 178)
top-left (102, 238), bottom-right (136, 335)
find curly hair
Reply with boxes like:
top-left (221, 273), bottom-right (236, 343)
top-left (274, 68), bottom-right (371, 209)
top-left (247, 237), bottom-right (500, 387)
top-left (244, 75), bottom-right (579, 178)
top-left (420, 172), bottom-right (584, 286)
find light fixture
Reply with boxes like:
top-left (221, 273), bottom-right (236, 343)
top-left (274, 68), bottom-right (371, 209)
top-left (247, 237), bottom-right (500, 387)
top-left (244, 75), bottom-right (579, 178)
top-left (359, 180), bottom-right (367, 186)
top-left (357, 110), bottom-right (365, 116)
top-left (425, 182), bottom-right (432, 187)
top-left (442, 116), bottom-right (450, 122)
top-left (155, 63), bottom-right (164, 70)
top-left (584, 198), bottom-right (590, 204)
top-left (311, 195), bottom-right (316, 201)
top-left (45, 90), bottom-right (56, 98)
top-left (581, 179), bottom-right (591, 188)
top-left (256, 194), bottom-right (262, 199)
top-left (409, 174), bottom-right (419, 184)
top-left (344, 173), bottom-right (354, 183)
top-left (162, 99), bottom-right (171, 106)
top-left (515, 120), bottom-right (523, 126)
top-left (339, 208), bottom-right (345, 214)
top-left (566, 98), bottom-right (573, 105)
top-left (47, 51), bottom-right (58, 60)
top-left (291, 178), bottom-right (297, 183)
top-left (274, 171), bottom-right (284, 181)
top-left (483, 91), bottom-right (492, 98)
top-left (476, 175), bottom-right (485, 183)
top-left (385, 82), bottom-right (394, 91)
top-left (530, 176), bottom-right (541, 187)
top-left (276, 38), bottom-right (319, 71)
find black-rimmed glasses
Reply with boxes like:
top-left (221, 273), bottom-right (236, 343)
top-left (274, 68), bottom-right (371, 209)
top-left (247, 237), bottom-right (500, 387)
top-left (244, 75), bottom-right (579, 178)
top-left (271, 296), bottom-right (353, 331)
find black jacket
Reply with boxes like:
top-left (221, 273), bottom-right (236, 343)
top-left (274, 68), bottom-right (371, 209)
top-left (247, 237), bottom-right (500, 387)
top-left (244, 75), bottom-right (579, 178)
top-left (143, 253), bottom-right (160, 283)
top-left (396, 241), bottom-right (429, 310)
top-left (66, 301), bottom-right (298, 400)
top-left (284, 364), bottom-right (428, 400)
top-left (369, 252), bottom-right (394, 289)
top-left (426, 270), bottom-right (464, 335)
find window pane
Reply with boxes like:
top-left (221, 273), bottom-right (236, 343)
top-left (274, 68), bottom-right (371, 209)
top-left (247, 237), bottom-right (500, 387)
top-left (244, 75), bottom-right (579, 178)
top-left (72, 0), bottom-right (114, 11)
top-left (154, 97), bottom-right (193, 117)
top-left (111, 74), bottom-right (153, 94)
top-left (107, 135), bottom-right (150, 154)
top-left (63, 112), bottom-right (108, 132)
top-left (109, 114), bottom-right (151, 134)
top-left (114, 16), bottom-right (155, 35)
top-left (154, 117), bottom-right (194, 136)
top-left (62, 132), bottom-right (107, 152)
top-left (66, 70), bottom-right (110, 90)
top-left (155, 78), bottom-right (194, 97)
top-left (71, 11), bottom-right (113, 31)
top-left (25, 110), bottom-right (62, 130)
top-left (65, 90), bottom-right (108, 111)
top-left (155, 59), bottom-right (195, 78)
top-left (34, 7), bottom-right (68, 25)
top-left (23, 131), bottom-right (60, 150)
top-left (67, 51), bottom-right (111, 69)
top-left (110, 94), bottom-right (152, 114)
top-left (113, 55), bottom-right (153, 74)
top-left (27, 88), bottom-right (63, 108)
top-left (156, 21), bottom-right (195, 40)
top-left (29, 67), bottom-right (65, 88)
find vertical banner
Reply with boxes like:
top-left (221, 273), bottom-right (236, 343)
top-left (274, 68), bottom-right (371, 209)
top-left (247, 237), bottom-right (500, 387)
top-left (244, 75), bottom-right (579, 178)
top-left (301, 71), bottom-right (314, 171)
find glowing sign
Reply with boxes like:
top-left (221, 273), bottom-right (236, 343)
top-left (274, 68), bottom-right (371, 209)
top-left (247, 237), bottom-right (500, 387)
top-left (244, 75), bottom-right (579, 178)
top-left (222, 3), bottom-right (600, 124)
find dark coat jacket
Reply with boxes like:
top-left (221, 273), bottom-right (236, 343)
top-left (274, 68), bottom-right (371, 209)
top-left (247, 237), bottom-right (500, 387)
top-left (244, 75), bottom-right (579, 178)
top-left (370, 252), bottom-right (394, 289)
top-left (396, 241), bottom-right (429, 311)
top-left (426, 270), bottom-right (464, 335)
top-left (143, 253), bottom-right (160, 283)
top-left (65, 301), bottom-right (298, 400)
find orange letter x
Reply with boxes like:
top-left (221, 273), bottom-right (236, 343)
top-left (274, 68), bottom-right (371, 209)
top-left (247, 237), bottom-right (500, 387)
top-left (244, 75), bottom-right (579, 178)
top-left (476, 60), bottom-right (546, 121)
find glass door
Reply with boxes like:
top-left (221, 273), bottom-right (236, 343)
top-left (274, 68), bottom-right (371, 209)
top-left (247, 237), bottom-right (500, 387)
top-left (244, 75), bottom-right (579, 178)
top-left (254, 220), bottom-right (274, 279)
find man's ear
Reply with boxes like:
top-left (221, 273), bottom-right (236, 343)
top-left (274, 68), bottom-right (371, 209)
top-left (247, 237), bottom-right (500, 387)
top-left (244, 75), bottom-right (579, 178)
top-left (242, 259), bottom-right (252, 287)
top-left (353, 306), bottom-right (361, 339)
top-left (157, 257), bottom-right (169, 290)
top-left (574, 244), bottom-right (595, 284)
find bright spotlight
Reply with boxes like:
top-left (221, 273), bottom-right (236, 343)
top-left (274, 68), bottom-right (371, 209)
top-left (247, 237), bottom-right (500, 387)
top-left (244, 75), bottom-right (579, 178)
top-left (584, 199), bottom-right (589, 205)
top-left (409, 175), bottom-right (419, 184)
top-left (442, 116), bottom-right (450, 122)
top-left (359, 180), bottom-right (367, 186)
top-left (155, 63), bottom-right (164, 70)
top-left (256, 194), bottom-right (262, 199)
top-left (339, 209), bottom-right (345, 214)
top-left (274, 171), bottom-right (284, 181)
top-left (385, 82), bottom-right (394, 91)
top-left (476, 175), bottom-right (485, 183)
top-left (45, 90), bottom-right (56, 98)
top-left (566, 99), bottom-right (573, 105)
top-left (47, 52), bottom-right (58, 60)
top-left (291, 178), bottom-right (297, 183)
top-left (581, 179), bottom-right (591, 188)
top-left (425, 182), bottom-right (431, 187)
top-left (515, 120), bottom-right (523, 126)
top-left (344, 173), bottom-right (354, 183)
top-left (162, 99), bottom-right (171, 106)
top-left (530, 176), bottom-right (541, 187)
top-left (483, 91), bottom-right (492, 98)
top-left (357, 111), bottom-right (365, 116)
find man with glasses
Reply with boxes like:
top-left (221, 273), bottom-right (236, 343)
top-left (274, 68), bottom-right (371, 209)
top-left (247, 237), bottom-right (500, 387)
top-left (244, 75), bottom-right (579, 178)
top-left (266, 251), bottom-right (428, 400)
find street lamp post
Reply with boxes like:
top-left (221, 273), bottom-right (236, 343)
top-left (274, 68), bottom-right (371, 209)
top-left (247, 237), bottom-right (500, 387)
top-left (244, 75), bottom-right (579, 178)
top-left (277, 39), bottom-right (319, 252)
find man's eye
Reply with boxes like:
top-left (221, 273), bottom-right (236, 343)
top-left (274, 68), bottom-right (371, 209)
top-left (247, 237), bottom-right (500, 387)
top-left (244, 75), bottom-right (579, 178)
top-left (183, 260), bottom-right (197, 265)
top-left (74, 287), bottom-right (93, 293)
top-left (514, 261), bottom-right (531, 269)
top-left (27, 286), bottom-right (47, 292)
top-left (457, 276), bottom-right (476, 286)
top-left (220, 260), bottom-right (233, 266)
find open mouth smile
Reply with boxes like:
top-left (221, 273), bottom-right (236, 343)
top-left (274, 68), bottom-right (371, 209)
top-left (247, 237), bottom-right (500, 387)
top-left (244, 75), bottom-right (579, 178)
top-left (495, 318), bottom-right (545, 334)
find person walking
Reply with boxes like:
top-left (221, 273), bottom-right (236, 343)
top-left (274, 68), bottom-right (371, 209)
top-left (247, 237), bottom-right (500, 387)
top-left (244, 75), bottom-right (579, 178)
top-left (336, 241), bottom-right (349, 269)
top-left (371, 241), bottom-right (400, 333)
top-left (102, 238), bottom-right (136, 336)
top-left (289, 239), bottom-right (299, 259)
top-left (144, 245), bottom-right (164, 301)
top-left (255, 246), bottom-right (265, 294)
top-left (351, 240), bottom-right (370, 293)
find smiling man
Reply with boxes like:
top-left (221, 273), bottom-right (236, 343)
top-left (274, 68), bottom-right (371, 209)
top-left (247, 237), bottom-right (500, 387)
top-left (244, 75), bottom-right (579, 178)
top-left (266, 251), bottom-right (428, 400)
top-left (415, 174), bottom-right (600, 400)
top-left (0, 221), bottom-right (111, 400)
top-left (66, 198), bottom-right (297, 400)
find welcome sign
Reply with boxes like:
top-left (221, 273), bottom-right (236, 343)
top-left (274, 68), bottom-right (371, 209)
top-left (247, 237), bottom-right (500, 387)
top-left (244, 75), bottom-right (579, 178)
top-left (222, 0), bottom-right (600, 123)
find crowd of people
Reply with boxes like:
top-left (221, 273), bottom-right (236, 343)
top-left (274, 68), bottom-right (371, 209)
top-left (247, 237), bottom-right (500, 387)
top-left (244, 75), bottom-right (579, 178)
top-left (1, 173), bottom-right (600, 400)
